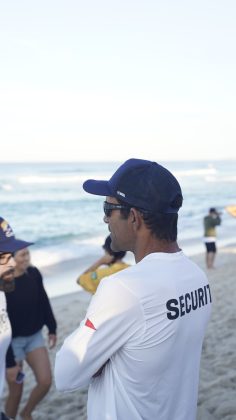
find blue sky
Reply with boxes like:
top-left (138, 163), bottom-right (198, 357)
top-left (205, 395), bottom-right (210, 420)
top-left (0, 0), bottom-right (235, 162)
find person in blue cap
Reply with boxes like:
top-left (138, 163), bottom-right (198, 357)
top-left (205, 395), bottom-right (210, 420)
top-left (0, 217), bottom-right (32, 420)
top-left (55, 158), bottom-right (212, 420)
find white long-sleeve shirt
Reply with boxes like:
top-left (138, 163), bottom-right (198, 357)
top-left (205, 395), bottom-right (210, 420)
top-left (55, 251), bottom-right (212, 420)
top-left (0, 292), bottom-right (11, 399)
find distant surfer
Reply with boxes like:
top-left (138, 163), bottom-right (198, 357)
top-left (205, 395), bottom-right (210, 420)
top-left (203, 208), bottom-right (221, 269)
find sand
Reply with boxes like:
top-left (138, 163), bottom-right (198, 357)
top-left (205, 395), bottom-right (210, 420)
top-left (3, 246), bottom-right (236, 420)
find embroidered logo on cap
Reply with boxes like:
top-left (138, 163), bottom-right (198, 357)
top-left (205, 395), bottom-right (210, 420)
top-left (117, 190), bottom-right (126, 197)
top-left (1, 220), bottom-right (14, 238)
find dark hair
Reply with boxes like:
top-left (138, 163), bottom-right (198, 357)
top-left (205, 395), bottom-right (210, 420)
top-left (141, 212), bottom-right (178, 241)
top-left (117, 199), bottom-right (178, 242)
top-left (103, 236), bottom-right (126, 261)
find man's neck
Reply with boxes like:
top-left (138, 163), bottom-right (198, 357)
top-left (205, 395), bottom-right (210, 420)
top-left (134, 238), bottom-right (181, 263)
top-left (14, 268), bottom-right (25, 278)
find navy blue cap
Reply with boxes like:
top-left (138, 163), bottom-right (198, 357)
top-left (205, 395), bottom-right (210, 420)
top-left (83, 158), bottom-right (183, 214)
top-left (0, 217), bottom-right (34, 253)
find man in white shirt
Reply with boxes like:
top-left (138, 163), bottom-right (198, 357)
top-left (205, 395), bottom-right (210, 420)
top-left (0, 217), bottom-right (32, 420)
top-left (55, 158), bottom-right (212, 420)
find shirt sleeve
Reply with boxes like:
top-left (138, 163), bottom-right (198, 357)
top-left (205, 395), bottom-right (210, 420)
top-left (42, 289), bottom-right (57, 334)
top-left (35, 267), bottom-right (57, 334)
top-left (54, 276), bottom-right (144, 392)
top-left (210, 215), bottom-right (221, 227)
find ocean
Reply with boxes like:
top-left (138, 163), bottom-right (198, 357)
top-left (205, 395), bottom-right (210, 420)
top-left (0, 160), bottom-right (235, 297)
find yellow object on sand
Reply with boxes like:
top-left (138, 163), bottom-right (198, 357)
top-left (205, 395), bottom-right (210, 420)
top-left (225, 205), bottom-right (236, 218)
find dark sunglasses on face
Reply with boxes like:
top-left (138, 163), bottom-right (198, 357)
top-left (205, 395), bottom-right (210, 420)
top-left (103, 201), bottom-right (130, 217)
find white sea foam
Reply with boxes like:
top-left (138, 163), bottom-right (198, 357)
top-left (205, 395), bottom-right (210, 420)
top-left (31, 236), bottom-right (105, 268)
top-left (174, 167), bottom-right (217, 178)
top-left (18, 175), bottom-right (88, 184)
top-left (17, 171), bottom-right (112, 185)
top-left (205, 175), bottom-right (236, 183)
top-left (1, 183), bottom-right (13, 190)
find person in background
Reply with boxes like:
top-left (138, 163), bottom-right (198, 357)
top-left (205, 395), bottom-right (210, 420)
top-left (77, 235), bottom-right (130, 294)
top-left (0, 217), bottom-right (32, 420)
top-left (5, 247), bottom-right (57, 420)
top-left (55, 158), bottom-right (212, 420)
top-left (203, 207), bottom-right (221, 269)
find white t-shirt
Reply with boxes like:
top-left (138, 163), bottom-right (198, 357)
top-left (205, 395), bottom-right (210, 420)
top-left (55, 251), bottom-right (212, 420)
top-left (0, 291), bottom-right (11, 398)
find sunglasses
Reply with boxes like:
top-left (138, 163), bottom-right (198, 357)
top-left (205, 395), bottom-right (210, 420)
top-left (103, 201), bottom-right (130, 217)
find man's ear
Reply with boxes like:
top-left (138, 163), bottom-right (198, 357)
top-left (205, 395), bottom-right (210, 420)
top-left (130, 208), bottom-right (136, 223)
top-left (130, 208), bottom-right (142, 229)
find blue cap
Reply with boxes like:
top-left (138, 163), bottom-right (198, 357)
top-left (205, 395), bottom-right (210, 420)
top-left (83, 158), bottom-right (183, 214)
top-left (0, 217), bottom-right (34, 253)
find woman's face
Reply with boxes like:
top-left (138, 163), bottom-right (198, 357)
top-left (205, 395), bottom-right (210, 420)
top-left (14, 248), bottom-right (31, 272)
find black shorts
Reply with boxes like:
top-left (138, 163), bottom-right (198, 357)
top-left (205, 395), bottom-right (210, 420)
top-left (205, 242), bottom-right (216, 253)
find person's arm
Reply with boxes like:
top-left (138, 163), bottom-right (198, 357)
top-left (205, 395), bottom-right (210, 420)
top-left (215, 214), bottom-right (221, 225)
top-left (36, 267), bottom-right (57, 346)
top-left (78, 265), bottom-right (117, 294)
top-left (79, 254), bottom-right (115, 276)
top-left (211, 214), bottom-right (221, 226)
top-left (76, 254), bottom-right (115, 294)
top-left (54, 277), bottom-right (144, 391)
top-left (6, 365), bottom-right (21, 384)
top-left (43, 291), bottom-right (57, 347)
top-left (6, 344), bottom-right (16, 368)
top-left (6, 344), bottom-right (21, 383)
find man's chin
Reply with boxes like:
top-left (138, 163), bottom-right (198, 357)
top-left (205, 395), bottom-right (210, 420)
top-left (2, 274), bottom-right (15, 282)
top-left (0, 276), bottom-right (15, 292)
top-left (1, 269), bottom-right (15, 282)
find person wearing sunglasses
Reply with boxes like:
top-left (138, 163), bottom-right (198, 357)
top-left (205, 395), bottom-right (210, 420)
top-left (0, 217), bottom-right (32, 420)
top-left (77, 235), bottom-right (130, 294)
top-left (55, 158), bottom-right (212, 420)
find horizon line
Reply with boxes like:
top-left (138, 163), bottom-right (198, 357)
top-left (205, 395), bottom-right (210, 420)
top-left (0, 157), bottom-right (236, 164)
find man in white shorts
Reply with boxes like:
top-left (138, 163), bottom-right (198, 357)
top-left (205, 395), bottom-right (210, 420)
top-left (55, 158), bottom-right (212, 420)
top-left (0, 217), bottom-right (32, 420)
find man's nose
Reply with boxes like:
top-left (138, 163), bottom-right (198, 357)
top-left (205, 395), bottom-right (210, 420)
top-left (103, 215), bottom-right (109, 224)
top-left (9, 255), bottom-right (16, 267)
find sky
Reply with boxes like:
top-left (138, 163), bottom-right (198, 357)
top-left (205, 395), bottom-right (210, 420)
top-left (0, 0), bottom-right (235, 162)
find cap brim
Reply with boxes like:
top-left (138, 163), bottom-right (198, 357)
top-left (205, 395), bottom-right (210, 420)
top-left (83, 179), bottom-right (113, 196)
top-left (0, 238), bottom-right (34, 253)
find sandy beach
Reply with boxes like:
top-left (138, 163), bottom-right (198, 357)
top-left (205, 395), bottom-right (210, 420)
top-left (3, 245), bottom-right (236, 420)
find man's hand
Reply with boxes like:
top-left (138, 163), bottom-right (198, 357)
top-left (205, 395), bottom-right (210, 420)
top-left (100, 254), bottom-right (115, 265)
top-left (82, 253), bottom-right (115, 275)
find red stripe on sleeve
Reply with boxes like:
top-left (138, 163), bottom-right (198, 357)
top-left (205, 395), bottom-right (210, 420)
top-left (85, 318), bottom-right (96, 330)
